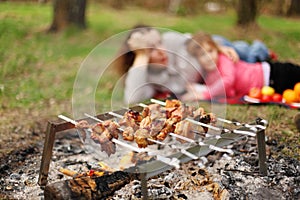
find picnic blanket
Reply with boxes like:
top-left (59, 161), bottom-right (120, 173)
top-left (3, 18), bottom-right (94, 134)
top-left (208, 95), bottom-right (300, 109)
top-left (153, 92), bottom-right (300, 109)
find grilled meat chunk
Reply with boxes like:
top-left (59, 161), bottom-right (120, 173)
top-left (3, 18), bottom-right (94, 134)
top-left (75, 120), bottom-right (90, 141)
top-left (103, 120), bottom-right (120, 139)
top-left (174, 120), bottom-right (194, 143)
top-left (122, 126), bottom-right (135, 141)
top-left (157, 116), bottom-right (181, 141)
top-left (90, 128), bottom-right (116, 156)
top-left (134, 128), bottom-right (150, 148)
top-left (119, 110), bottom-right (140, 130)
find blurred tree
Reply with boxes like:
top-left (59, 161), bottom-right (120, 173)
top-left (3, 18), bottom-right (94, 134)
top-left (49, 0), bottom-right (87, 32)
top-left (236, 0), bottom-right (257, 27)
top-left (287, 0), bottom-right (300, 16)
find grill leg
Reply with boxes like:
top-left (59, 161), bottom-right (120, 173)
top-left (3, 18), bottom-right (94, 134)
top-left (38, 122), bottom-right (57, 186)
top-left (256, 129), bottom-right (268, 176)
top-left (139, 166), bottom-right (148, 200)
top-left (140, 173), bottom-right (148, 200)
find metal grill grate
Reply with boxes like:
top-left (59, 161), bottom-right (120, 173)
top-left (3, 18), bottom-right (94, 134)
top-left (38, 99), bottom-right (268, 199)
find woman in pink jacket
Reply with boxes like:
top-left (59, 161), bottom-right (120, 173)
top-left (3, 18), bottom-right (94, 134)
top-left (183, 31), bottom-right (300, 101)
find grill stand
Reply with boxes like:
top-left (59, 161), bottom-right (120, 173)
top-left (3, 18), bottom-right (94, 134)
top-left (38, 120), bottom-right (75, 186)
top-left (38, 112), bottom-right (268, 199)
top-left (256, 129), bottom-right (267, 176)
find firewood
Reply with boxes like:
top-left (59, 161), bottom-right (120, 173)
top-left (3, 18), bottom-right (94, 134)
top-left (44, 171), bottom-right (137, 200)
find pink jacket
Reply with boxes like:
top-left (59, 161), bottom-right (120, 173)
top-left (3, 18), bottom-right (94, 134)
top-left (202, 53), bottom-right (265, 99)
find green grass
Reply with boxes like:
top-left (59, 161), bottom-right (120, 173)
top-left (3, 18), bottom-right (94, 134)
top-left (1, 2), bottom-right (300, 109)
top-left (0, 2), bottom-right (299, 158)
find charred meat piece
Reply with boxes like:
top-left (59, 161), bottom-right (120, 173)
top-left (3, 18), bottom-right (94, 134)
top-left (103, 120), bottom-right (120, 139)
top-left (164, 107), bottom-right (178, 119)
top-left (139, 116), bottom-right (152, 129)
top-left (143, 103), bottom-right (167, 120)
top-left (149, 118), bottom-right (166, 138)
top-left (174, 120), bottom-right (194, 143)
top-left (194, 112), bottom-right (217, 133)
top-left (139, 116), bottom-right (166, 140)
top-left (148, 104), bottom-right (167, 120)
top-left (92, 123), bottom-right (106, 134)
top-left (165, 99), bottom-right (181, 108)
top-left (91, 128), bottom-right (116, 156)
top-left (75, 120), bottom-right (90, 141)
top-left (170, 104), bottom-right (193, 120)
top-left (75, 120), bottom-right (90, 129)
top-left (134, 128), bottom-right (150, 148)
top-left (118, 111), bottom-right (140, 130)
top-left (126, 110), bottom-right (142, 122)
top-left (141, 106), bottom-right (150, 118)
top-left (122, 126), bottom-right (135, 141)
top-left (90, 122), bottom-right (121, 156)
top-left (157, 116), bottom-right (181, 141)
top-left (192, 107), bottom-right (205, 118)
top-left (99, 140), bottom-right (116, 157)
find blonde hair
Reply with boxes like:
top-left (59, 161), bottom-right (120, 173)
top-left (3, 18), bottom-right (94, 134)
top-left (186, 31), bottom-right (221, 56)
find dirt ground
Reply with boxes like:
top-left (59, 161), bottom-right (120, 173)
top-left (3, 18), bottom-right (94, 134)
top-left (0, 101), bottom-right (299, 162)
top-left (0, 101), bottom-right (299, 199)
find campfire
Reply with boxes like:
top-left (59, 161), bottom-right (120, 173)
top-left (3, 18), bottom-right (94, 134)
top-left (38, 99), bottom-right (269, 199)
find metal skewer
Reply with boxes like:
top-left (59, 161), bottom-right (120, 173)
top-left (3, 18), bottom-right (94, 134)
top-left (85, 113), bottom-right (197, 160)
top-left (84, 114), bottom-right (180, 167)
top-left (217, 117), bottom-right (267, 131)
top-left (59, 114), bottom-right (179, 167)
top-left (109, 109), bottom-right (234, 155)
top-left (150, 99), bottom-right (268, 175)
top-left (83, 113), bottom-right (181, 168)
top-left (58, 115), bottom-right (144, 153)
top-left (134, 104), bottom-right (233, 139)
top-left (150, 98), bottom-right (268, 130)
top-left (149, 99), bottom-right (258, 137)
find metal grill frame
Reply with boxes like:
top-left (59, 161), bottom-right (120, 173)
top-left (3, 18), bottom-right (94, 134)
top-left (38, 105), bottom-right (267, 199)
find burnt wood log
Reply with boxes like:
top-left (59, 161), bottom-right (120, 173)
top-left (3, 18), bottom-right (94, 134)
top-left (44, 171), bottom-right (137, 200)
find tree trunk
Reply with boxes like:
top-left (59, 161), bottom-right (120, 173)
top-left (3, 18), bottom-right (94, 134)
top-left (49, 0), bottom-right (87, 32)
top-left (236, 0), bottom-right (257, 27)
top-left (287, 0), bottom-right (300, 16)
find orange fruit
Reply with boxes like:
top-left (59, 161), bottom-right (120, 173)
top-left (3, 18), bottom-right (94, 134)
top-left (282, 89), bottom-right (297, 103)
top-left (294, 82), bottom-right (300, 101)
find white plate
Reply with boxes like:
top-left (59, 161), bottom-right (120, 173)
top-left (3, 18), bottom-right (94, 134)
top-left (243, 95), bottom-right (300, 108)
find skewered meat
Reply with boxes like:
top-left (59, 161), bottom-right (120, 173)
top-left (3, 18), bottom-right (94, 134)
top-left (73, 99), bottom-right (217, 156)
top-left (174, 120), bottom-right (194, 143)
top-left (103, 120), bottom-right (120, 139)
top-left (139, 116), bottom-right (152, 129)
top-left (118, 110), bottom-right (140, 130)
top-left (89, 121), bottom-right (120, 156)
top-left (169, 104), bottom-right (193, 120)
top-left (141, 106), bottom-right (150, 118)
top-left (149, 118), bottom-right (166, 138)
top-left (193, 107), bottom-right (205, 117)
top-left (165, 99), bottom-right (181, 108)
top-left (90, 127), bottom-right (116, 156)
top-left (92, 123), bottom-right (106, 134)
top-left (75, 120), bottom-right (90, 141)
top-left (134, 129), bottom-right (149, 148)
top-left (157, 115), bottom-right (181, 141)
top-left (142, 103), bottom-right (167, 120)
top-left (122, 126), bottom-right (135, 141)
top-left (132, 116), bottom-right (166, 147)
top-left (193, 112), bottom-right (216, 133)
